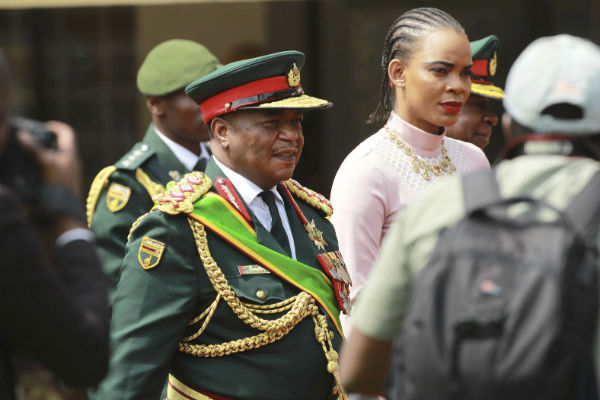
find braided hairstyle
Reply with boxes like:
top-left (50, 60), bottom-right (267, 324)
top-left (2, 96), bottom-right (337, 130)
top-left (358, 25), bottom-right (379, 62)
top-left (367, 7), bottom-right (465, 124)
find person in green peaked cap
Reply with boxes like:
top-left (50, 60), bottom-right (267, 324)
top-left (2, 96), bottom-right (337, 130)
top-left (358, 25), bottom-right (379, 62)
top-left (446, 35), bottom-right (505, 150)
top-left (92, 50), bottom-right (350, 400)
top-left (85, 39), bottom-right (219, 298)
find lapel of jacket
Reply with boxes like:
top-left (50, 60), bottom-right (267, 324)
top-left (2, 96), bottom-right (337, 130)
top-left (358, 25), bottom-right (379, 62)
top-left (203, 158), bottom-right (285, 253)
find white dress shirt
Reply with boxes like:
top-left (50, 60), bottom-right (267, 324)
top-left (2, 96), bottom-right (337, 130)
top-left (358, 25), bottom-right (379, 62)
top-left (213, 157), bottom-right (297, 260)
top-left (154, 127), bottom-right (210, 171)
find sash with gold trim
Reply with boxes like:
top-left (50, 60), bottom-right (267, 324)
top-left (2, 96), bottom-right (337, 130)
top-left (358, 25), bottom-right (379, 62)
top-left (188, 192), bottom-right (343, 335)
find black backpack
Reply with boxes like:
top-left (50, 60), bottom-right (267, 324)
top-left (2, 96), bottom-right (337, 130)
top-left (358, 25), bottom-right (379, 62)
top-left (393, 169), bottom-right (600, 400)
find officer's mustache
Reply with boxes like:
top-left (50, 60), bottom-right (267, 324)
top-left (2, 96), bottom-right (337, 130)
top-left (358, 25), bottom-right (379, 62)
top-left (271, 145), bottom-right (299, 155)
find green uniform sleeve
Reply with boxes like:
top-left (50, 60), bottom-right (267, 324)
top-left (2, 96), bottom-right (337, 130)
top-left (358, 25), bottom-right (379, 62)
top-left (91, 211), bottom-right (199, 399)
top-left (90, 172), bottom-right (155, 298)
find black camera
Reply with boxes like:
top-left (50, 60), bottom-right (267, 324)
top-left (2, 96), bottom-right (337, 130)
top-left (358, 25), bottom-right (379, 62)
top-left (0, 117), bottom-right (57, 203)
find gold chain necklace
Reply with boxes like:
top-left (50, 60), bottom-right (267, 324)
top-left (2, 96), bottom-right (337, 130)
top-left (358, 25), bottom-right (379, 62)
top-left (384, 124), bottom-right (456, 181)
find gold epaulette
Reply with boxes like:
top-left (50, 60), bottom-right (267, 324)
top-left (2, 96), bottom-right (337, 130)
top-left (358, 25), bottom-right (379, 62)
top-left (153, 171), bottom-right (212, 215)
top-left (283, 179), bottom-right (333, 217)
top-left (135, 168), bottom-right (165, 199)
top-left (86, 166), bottom-right (117, 227)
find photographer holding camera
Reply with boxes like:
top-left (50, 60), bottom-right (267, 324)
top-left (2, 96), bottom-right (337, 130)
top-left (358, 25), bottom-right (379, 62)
top-left (0, 50), bottom-right (109, 399)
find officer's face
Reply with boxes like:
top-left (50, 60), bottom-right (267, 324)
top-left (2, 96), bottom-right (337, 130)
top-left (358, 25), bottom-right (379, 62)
top-left (158, 91), bottom-right (209, 153)
top-left (216, 109), bottom-right (304, 190)
top-left (393, 28), bottom-right (472, 134)
top-left (445, 94), bottom-right (499, 149)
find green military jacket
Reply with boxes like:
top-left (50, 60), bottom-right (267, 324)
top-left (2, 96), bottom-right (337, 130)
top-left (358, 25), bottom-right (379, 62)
top-left (87, 125), bottom-right (208, 296)
top-left (92, 159), bottom-right (348, 400)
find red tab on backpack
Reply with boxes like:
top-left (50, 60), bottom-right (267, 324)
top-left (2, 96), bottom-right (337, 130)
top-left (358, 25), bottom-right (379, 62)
top-left (317, 251), bottom-right (352, 314)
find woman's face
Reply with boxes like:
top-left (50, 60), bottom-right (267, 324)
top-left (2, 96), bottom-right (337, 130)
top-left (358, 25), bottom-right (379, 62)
top-left (393, 28), bottom-right (472, 134)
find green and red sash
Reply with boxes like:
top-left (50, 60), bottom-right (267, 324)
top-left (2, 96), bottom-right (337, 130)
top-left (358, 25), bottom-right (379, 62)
top-left (188, 192), bottom-right (343, 336)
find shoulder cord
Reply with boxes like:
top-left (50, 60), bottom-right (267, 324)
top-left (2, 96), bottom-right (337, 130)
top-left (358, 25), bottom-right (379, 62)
top-left (135, 167), bottom-right (165, 199)
top-left (180, 218), bottom-right (347, 399)
top-left (283, 179), bottom-right (333, 217)
top-left (86, 165), bottom-right (117, 227)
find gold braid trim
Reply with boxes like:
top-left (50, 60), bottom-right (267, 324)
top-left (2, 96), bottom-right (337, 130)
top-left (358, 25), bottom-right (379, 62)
top-left (181, 219), bottom-right (347, 399)
top-left (283, 179), bottom-right (333, 217)
top-left (127, 211), bottom-right (151, 242)
top-left (135, 168), bottom-right (165, 199)
top-left (154, 172), bottom-right (212, 215)
top-left (86, 166), bottom-right (116, 227)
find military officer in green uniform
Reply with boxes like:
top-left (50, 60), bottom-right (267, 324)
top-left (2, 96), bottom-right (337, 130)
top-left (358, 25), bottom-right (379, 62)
top-left (86, 39), bottom-right (219, 294)
top-left (91, 51), bottom-right (350, 400)
top-left (445, 35), bottom-right (504, 150)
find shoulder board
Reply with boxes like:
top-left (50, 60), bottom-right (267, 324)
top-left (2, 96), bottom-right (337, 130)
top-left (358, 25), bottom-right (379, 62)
top-left (86, 165), bottom-right (117, 227)
top-left (283, 179), bottom-right (333, 217)
top-left (154, 171), bottom-right (212, 215)
top-left (114, 143), bottom-right (155, 170)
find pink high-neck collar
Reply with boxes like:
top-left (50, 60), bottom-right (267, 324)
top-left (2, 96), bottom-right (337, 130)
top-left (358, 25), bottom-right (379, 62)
top-left (386, 112), bottom-right (445, 157)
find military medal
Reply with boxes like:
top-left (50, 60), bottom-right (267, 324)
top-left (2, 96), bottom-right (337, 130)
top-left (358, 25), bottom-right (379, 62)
top-left (281, 183), bottom-right (329, 252)
top-left (317, 251), bottom-right (352, 314)
top-left (305, 219), bottom-right (327, 251)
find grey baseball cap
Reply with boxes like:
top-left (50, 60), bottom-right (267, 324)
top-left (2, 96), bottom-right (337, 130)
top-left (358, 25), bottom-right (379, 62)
top-left (503, 34), bottom-right (600, 135)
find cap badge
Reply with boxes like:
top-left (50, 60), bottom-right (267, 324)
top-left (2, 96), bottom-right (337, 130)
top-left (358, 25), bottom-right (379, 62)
top-left (489, 51), bottom-right (498, 77)
top-left (287, 63), bottom-right (301, 87)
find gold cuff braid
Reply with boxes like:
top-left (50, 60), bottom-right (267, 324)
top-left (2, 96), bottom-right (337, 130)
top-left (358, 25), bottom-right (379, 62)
top-left (180, 219), bottom-right (347, 399)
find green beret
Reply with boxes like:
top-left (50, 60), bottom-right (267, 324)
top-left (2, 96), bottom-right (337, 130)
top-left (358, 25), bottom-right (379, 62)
top-left (186, 50), bottom-right (332, 123)
top-left (470, 35), bottom-right (504, 100)
top-left (137, 39), bottom-right (219, 96)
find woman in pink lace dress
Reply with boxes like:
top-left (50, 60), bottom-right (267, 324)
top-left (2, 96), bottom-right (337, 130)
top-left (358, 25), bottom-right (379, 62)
top-left (331, 7), bottom-right (490, 334)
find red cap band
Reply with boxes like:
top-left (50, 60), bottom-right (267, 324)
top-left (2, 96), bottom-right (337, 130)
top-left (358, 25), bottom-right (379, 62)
top-left (200, 76), bottom-right (293, 123)
top-left (472, 59), bottom-right (492, 85)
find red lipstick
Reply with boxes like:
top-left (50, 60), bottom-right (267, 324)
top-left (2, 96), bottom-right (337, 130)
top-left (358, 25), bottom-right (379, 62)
top-left (440, 101), bottom-right (462, 114)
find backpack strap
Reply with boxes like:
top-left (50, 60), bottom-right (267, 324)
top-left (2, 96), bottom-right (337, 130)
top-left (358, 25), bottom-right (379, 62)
top-left (565, 169), bottom-right (600, 237)
top-left (462, 169), bottom-right (502, 214)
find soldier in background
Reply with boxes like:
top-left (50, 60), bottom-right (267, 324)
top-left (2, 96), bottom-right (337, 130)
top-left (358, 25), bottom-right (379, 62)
top-left (86, 39), bottom-right (219, 296)
top-left (445, 35), bottom-right (504, 150)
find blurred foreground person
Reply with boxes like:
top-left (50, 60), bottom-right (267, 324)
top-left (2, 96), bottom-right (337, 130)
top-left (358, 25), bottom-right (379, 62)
top-left (0, 50), bottom-right (109, 399)
top-left (87, 39), bottom-right (219, 297)
top-left (340, 34), bottom-right (600, 400)
top-left (445, 35), bottom-right (504, 150)
top-left (92, 50), bottom-right (349, 400)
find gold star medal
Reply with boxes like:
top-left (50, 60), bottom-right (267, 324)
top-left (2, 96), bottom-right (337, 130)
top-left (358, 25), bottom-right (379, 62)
top-left (305, 219), bottom-right (327, 251)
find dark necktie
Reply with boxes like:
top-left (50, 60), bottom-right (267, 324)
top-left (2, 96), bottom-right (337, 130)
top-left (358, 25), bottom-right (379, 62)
top-left (194, 157), bottom-right (208, 171)
top-left (259, 191), bottom-right (291, 256)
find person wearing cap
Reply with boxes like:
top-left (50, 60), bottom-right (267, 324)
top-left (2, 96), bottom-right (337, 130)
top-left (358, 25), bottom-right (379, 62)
top-left (445, 35), bottom-right (504, 150)
top-left (339, 34), bottom-right (600, 398)
top-left (92, 50), bottom-right (349, 400)
top-left (86, 39), bottom-right (219, 296)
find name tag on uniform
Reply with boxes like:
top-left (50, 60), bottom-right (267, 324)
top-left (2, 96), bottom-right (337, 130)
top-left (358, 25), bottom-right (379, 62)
top-left (238, 264), bottom-right (270, 276)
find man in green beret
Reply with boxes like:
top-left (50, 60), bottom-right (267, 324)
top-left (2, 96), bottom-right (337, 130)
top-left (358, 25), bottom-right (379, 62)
top-left (91, 50), bottom-right (349, 400)
top-left (86, 39), bottom-right (219, 296)
top-left (446, 35), bottom-right (504, 150)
